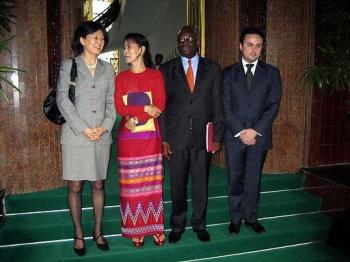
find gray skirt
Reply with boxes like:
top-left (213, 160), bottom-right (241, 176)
top-left (61, 144), bottom-right (111, 181)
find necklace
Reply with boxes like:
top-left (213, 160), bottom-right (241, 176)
top-left (85, 60), bottom-right (97, 69)
top-left (82, 56), bottom-right (97, 69)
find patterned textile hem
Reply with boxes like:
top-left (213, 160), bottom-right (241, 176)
top-left (121, 224), bottom-right (164, 238)
top-left (118, 131), bottom-right (161, 140)
top-left (120, 189), bottom-right (163, 198)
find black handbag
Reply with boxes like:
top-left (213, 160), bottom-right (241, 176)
top-left (43, 58), bottom-right (77, 125)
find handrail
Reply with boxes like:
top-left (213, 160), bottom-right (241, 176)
top-left (93, 0), bottom-right (121, 29)
top-left (0, 188), bottom-right (6, 227)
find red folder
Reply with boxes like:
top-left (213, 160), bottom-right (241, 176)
top-left (206, 122), bottom-right (214, 152)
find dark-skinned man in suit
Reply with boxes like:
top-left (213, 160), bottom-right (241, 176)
top-left (159, 26), bottom-right (223, 243)
top-left (223, 27), bottom-right (282, 235)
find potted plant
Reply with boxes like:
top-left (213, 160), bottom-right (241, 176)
top-left (302, 0), bottom-right (350, 108)
top-left (0, 0), bottom-right (18, 226)
top-left (0, 0), bottom-right (22, 103)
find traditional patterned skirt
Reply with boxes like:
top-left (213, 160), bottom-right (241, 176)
top-left (118, 130), bottom-right (164, 238)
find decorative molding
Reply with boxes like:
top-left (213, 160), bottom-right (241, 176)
top-left (187, 0), bottom-right (205, 57)
top-left (46, 0), bottom-right (61, 89)
top-left (94, 0), bottom-right (120, 28)
top-left (83, 0), bottom-right (93, 20)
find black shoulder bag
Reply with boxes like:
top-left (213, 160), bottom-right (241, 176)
top-left (43, 58), bottom-right (77, 125)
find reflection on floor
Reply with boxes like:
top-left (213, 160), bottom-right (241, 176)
top-left (300, 164), bottom-right (350, 212)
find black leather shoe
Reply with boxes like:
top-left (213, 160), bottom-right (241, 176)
top-left (245, 221), bottom-right (266, 233)
top-left (195, 229), bottom-right (210, 242)
top-left (93, 233), bottom-right (109, 251)
top-left (73, 236), bottom-right (86, 256)
top-left (168, 231), bottom-right (182, 243)
top-left (228, 222), bottom-right (241, 235)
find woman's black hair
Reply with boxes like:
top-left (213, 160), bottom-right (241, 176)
top-left (71, 21), bottom-right (109, 56)
top-left (124, 33), bottom-right (154, 68)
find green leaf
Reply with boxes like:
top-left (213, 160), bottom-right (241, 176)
top-left (0, 75), bottom-right (20, 93)
top-left (0, 66), bottom-right (23, 73)
top-left (0, 88), bottom-right (10, 103)
top-left (0, 0), bottom-right (17, 36)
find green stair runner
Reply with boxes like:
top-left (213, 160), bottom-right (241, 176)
top-left (0, 189), bottom-right (321, 245)
top-left (202, 242), bottom-right (349, 262)
top-left (0, 129), bottom-right (347, 261)
top-left (0, 213), bottom-right (338, 261)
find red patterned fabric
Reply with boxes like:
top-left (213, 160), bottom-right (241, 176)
top-left (115, 69), bottom-right (166, 238)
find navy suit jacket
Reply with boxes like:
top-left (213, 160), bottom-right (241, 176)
top-left (223, 60), bottom-right (282, 151)
top-left (159, 56), bottom-right (223, 150)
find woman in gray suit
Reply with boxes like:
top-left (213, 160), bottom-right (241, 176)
top-left (56, 21), bottom-right (116, 256)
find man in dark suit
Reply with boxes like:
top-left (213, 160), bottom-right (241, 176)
top-left (223, 27), bottom-right (282, 235)
top-left (159, 26), bottom-right (223, 243)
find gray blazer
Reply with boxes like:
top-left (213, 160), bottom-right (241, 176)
top-left (56, 55), bottom-right (116, 146)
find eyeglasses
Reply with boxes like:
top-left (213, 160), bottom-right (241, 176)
top-left (177, 37), bottom-right (195, 44)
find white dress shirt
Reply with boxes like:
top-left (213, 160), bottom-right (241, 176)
top-left (181, 53), bottom-right (199, 82)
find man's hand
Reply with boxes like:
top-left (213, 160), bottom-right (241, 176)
top-left (212, 142), bottom-right (222, 154)
top-left (244, 138), bottom-right (256, 146)
top-left (240, 128), bottom-right (258, 146)
top-left (162, 142), bottom-right (172, 160)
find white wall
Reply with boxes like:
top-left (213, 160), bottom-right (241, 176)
top-left (105, 0), bottom-right (186, 71)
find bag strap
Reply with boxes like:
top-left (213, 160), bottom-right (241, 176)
top-left (69, 58), bottom-right (77, 85)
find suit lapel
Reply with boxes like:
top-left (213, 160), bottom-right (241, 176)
top-left (75, 55), bottom-right (92, 79)
top-left (236, 63), bottom-right (248, 92)
top-left (250, 60), bottom-right (265, 91)
top-left (175, 57), bottom-right (192, 95)
top-left (93, 59), bottom-right (104, 82)
top-left (192, 57), bottom-right (206, 97)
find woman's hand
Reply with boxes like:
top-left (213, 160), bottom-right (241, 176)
top-left (144, 105), bottom-right (161, 118)
top-left (82, 127), bottom-right (107, 141)
top-left (125, 117), bottom-right (137, 131)
top-left (94, 127), bottom-right (107, 139)
top-left (83, 128), bottom-right (100, 141)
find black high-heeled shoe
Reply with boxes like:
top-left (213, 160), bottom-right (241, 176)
top-left (92, 233), bottom-right (109, 251)
top-left (73, 236), bottom-right (86, 256)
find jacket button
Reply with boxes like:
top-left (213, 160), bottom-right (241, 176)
top-left (92, 85), bottom-right (95, 88)
top-left (92, 110), bottom-right (96, 113)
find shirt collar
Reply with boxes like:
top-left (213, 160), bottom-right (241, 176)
top-left (181, 53), bottom-right (199, 65)
top-left (242, 57), bottom-right (258, 74)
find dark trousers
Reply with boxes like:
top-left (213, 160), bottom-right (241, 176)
top-left (225, 139), bottom-right (267, 224)
top-left (169, 133), bottom-right (211, 232)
